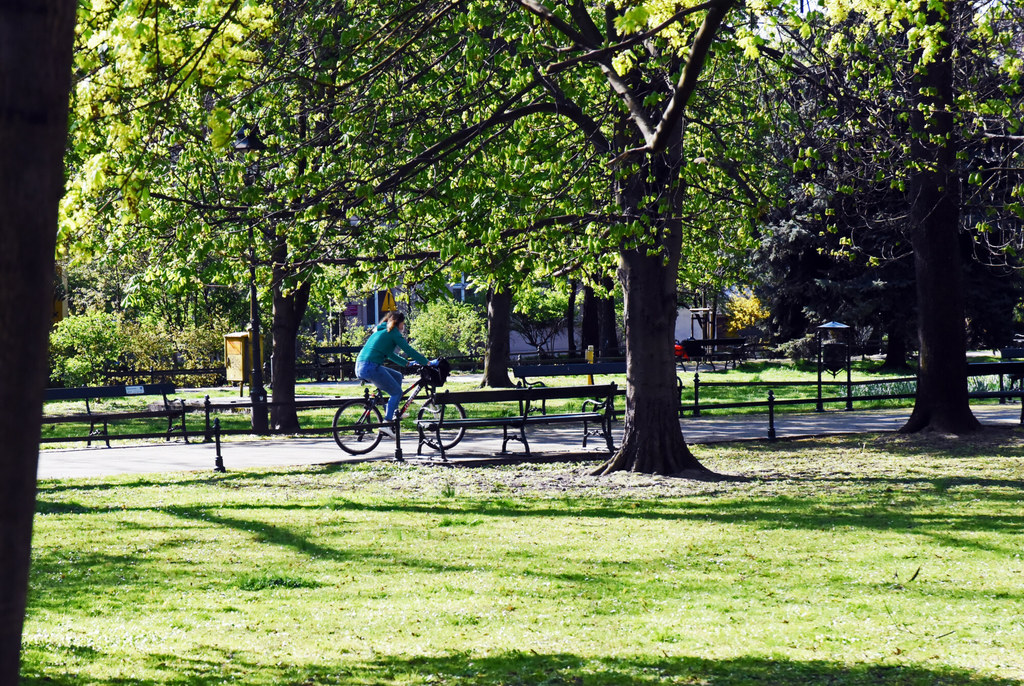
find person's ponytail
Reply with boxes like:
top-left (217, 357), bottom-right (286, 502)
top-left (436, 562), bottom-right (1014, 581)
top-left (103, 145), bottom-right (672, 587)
top-left (385, 311), bottom-right (405, 332)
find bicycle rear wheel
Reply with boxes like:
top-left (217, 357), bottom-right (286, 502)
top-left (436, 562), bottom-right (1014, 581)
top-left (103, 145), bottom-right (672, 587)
top-left (417, 401), bottom-right (466, 450)
top-left (333, 400), bottom-right (384, 455)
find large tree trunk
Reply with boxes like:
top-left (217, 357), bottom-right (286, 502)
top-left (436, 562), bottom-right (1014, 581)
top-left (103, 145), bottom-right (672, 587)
top-left (901, 0), bottom-right (979, 434)
top-left (594, 240), bottom-right (706, 475)
top-left (482, 287), bottom-right (513, 387)
top-left (594, 155), bottom-right (707, 476)
top-left (0, 2), bottom-right (76, 681)
top-left (270, 244), bottom-right (311, 432)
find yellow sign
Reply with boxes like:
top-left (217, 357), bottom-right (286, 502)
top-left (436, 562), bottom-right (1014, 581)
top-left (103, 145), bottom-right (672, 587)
top-left (381, 289), bottom-right (398, 312)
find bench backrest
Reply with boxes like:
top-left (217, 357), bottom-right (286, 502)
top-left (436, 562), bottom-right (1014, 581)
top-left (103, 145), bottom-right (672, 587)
top-left (512, 362), bottom-right (625, 378)
top-left (45, 383), bottom-right (176, 401)
top-left (315, 346), bottom-right (361, 356)
top-left (432, 383), bottom-right (616, 407)
top-left (967, 361), bottom-right (1024, 376)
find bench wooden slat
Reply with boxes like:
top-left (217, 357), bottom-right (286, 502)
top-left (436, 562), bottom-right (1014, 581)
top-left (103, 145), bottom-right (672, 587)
top-left (967, 361), bottom-right (1024, 375)
top-left (512, 363), bottom-right (626, 378)
top-left (433, 384), bottom-right (616, 406)
top-left (44, 383), bottom-right (176, 401)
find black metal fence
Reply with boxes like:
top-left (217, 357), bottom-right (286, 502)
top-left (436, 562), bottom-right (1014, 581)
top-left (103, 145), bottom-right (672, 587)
top-left (44, 361), bottom-right (1024, 448)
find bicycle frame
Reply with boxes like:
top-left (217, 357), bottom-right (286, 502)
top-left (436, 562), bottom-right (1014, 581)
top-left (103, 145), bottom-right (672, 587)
top-left (364, 376), bottom-right (431, 424)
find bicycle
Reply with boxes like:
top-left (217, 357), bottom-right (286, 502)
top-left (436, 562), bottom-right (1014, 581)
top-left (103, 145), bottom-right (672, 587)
top-left (331, 357), bottom-right (466, 456)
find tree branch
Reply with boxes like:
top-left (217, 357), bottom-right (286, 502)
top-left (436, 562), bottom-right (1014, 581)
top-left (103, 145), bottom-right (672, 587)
top-left (649, 0), bottom-right (735, 153)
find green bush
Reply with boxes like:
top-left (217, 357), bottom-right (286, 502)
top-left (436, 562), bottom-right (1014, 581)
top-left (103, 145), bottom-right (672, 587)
top-left (774, 334), bottom-right (817, 363)
top-left (409, 300), bottom-right (487, 359)
top-left (49, 311), bottom-right (129, 387)
top-left (50, 312), bottom-right (230, 388)
top-left (339, 317), bottom-right (372, 348)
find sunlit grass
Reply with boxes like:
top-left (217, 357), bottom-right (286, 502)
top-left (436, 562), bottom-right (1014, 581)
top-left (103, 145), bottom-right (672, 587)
top-left (23, 430), bottom-right (1024, 685)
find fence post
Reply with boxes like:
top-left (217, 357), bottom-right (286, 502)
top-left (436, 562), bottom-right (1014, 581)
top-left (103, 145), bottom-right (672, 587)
top-left (203, 395), bottom-right (212, 443)
top-left (213, 418), bottom-right (226, 472)
top-left (846, 366), bottom-right (853, 411)
top-left (692, 372), bottom-right (701, 418)
top-left (767, 390), bottom-right (776, 441)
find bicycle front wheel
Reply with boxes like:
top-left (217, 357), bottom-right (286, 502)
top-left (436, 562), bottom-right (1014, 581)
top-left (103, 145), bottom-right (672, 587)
top-left (417, 401), bottom-right (466, 450)
top-left (333, 400), bottom-right (384, 455)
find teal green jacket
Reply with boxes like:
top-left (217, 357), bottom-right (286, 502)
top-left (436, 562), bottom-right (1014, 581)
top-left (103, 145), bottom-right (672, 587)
top-left (356, 323), bottom-right (429, 367)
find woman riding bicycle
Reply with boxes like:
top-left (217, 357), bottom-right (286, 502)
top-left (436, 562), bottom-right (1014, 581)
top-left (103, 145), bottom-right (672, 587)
top-left (354, 311), bottom-right (430, 435)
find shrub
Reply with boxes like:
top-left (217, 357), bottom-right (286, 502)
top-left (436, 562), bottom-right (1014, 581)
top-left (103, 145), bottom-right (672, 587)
top-left (338, 317), bottom-right (372, 348)
top-left (774, 334), bottom-right (818, 363)
top-left (51, 313), bottom-right (232, 388)
top-left (409, 300), bottom-right (487, 359)
top-left (725, 290), bottom-right (770, 342)
top-left (49, 311), bottom-right (129, 387)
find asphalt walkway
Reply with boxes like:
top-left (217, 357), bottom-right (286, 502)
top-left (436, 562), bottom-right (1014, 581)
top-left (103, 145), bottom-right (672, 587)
top-left (36, 402), bottom-right (1023, 480)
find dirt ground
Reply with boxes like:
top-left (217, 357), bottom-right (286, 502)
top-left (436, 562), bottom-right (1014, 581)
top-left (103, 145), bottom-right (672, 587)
top-left (315, 426), bottom-right (1024, 500)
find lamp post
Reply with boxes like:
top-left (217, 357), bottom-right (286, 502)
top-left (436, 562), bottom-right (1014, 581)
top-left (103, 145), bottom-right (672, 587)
top-left (233, 123), bottom-right (269, 434)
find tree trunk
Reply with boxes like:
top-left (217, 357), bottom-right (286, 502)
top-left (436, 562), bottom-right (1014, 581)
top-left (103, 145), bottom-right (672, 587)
top-left (593, 154), bottom-right (707, 475)
top-left (594, 242), bottom-right (706, 475)
top-left (581, 284), bottom-right (599, 352)
top-left (878, 319), bottom-right (911, 372)
top-left (0, 2), bottom-right (76, 681)
top-left (566, 279), bottom-right (577, 354)
top-left (482, 287), bottom-right (513, 387)
top-left (270, 239), bottom-right (311, 432)
top-left (599, 274), bottom-right (620, 356)
top-left (901, 0), bottom-right (979, 434)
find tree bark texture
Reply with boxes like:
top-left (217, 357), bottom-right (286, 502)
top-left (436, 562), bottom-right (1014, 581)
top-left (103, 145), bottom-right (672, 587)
top-left (901, 0), bottom-right (980, 434)
top-left (482, 287), bottom-right (513, 387)
top-left (0, 1), bottom-right (76, 680)
top-left (270, 242), bottom-right (311, 432)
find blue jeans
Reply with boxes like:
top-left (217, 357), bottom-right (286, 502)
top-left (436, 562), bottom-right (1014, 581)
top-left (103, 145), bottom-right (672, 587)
top-left (355, 361), bottom-right (404, 420)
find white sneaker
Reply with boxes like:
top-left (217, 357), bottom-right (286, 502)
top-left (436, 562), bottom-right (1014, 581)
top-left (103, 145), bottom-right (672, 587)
top-left (379, 424), bottom-right (395, 438)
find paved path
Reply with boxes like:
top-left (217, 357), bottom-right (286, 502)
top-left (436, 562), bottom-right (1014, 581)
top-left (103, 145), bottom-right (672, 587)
top-left (36, 403), bottom-right (1022, 480)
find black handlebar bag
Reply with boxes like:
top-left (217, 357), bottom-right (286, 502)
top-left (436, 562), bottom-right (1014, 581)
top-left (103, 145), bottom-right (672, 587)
top-left (419, 358), bottom-right (451, 386)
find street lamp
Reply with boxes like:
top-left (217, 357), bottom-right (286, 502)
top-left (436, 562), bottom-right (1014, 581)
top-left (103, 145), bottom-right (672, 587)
top-left (233, 123), bottom-right (269, 434)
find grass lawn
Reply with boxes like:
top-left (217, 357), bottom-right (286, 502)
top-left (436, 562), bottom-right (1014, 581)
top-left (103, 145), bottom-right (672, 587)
top-left (23, 430), bottom-right (1024, 685)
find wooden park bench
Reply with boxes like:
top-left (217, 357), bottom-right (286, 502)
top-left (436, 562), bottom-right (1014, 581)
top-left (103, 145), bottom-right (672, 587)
top-left (41, 383), bottom-right (188, 447)
top-left (967, 350), bottom-right (1024, 402)
top-left (312, 345), bottom-right (361, 381)
top-left (416, 383), bottom-right (618, 460)
top-left (512, 361), bottom-right (626, 386)
top-left (676, 337), bottom-right (747, 370)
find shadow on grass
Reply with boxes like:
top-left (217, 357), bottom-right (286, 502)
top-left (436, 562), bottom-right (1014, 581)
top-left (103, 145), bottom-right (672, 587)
top-left (19, 649), bottom-right (1021, 685)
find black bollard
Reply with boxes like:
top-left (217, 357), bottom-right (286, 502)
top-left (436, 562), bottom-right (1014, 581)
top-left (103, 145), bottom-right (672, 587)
top-left (213, 418), bottom-right (226, 472)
